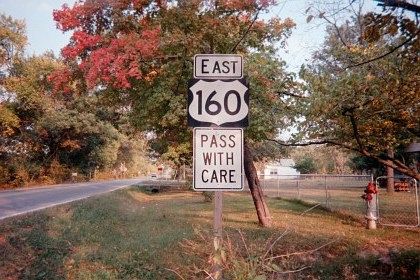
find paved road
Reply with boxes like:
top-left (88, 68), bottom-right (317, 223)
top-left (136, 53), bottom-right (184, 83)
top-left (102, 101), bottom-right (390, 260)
top-left (0, 178), bottom-right (146, 220)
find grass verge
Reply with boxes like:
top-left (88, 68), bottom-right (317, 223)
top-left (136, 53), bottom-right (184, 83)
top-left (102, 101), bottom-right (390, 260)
top-left (0, 186), bottom-right (419, 279)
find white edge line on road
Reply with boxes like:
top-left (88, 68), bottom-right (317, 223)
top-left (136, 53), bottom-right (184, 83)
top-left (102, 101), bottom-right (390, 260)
top-left (0, 183), bottom-right (136, 221)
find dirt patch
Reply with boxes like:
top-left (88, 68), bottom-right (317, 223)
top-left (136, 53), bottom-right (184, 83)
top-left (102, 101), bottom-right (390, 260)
top-left (128, 190), bottom-right (201, 203)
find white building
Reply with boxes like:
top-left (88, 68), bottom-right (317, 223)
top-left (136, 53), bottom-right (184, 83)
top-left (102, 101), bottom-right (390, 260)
top-left (261, 159), bottom-right (300, 179)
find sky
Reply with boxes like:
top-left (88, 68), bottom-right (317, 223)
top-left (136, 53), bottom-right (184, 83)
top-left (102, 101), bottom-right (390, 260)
top-left (0, 0), bottom-right (379, 74)
top-left (0, 0), bottom-right (72, 58)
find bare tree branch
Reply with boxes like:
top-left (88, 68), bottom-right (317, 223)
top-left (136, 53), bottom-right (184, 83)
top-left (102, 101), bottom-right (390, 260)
top-left (236, 229), bottom-right (250, 259)
top-left (320, 14), bottom-right (350, 49)
top-left (231, 6), bottom-right (262, 52)
top-left (263, 228), bottom-right (289, 260)
top-left (164, 268), bottom-right (186, 280)
top-left (268, 138), bottom-right (357, 152)
top-left (266, 239), bottom-right (338, 261)
top-left (277, 91), bottom-right (307, 98)
top-left (268, 138), bottom-right (420, 180)
top-left (300, 204), bottom-right (322, 216)
top-left (346, 31), bottom-right (420, 69)
top-left (376, 0), bottom-right (420, 13)
top-left (359, 149), bottom-right (420, 180)
top-left (275, 266), bottom-right (311, 274)
top-left (346, 110), bottom-right (365, 151)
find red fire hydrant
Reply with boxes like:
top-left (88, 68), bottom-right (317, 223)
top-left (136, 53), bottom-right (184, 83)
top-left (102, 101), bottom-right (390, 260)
top-left (362, 182), bottom-right (378, 229)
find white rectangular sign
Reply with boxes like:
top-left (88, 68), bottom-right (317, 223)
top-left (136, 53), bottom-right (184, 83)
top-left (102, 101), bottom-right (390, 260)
top-left (193, 128), bottom-right (243, 191)
top-left (194, 54), bottom-right (243, 79)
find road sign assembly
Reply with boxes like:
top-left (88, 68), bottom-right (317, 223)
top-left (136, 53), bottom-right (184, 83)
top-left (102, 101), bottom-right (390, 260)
top-left (193, 128), bottom-right (243, 191)
top-left (190, 54), bottom-right (247, 192)
top-left (190, 54), bottom-right (247, 280)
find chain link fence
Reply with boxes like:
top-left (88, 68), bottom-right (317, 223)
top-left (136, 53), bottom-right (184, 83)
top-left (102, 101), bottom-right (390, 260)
top-left (258, 174), bottom-right (420, 228)
top-left (375, 176), bottom-right (419, 227)
top-left (259, 174), bottom-right (372, 219)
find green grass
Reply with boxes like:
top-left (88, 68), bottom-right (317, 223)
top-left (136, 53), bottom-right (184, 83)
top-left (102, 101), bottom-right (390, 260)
top-left (0, 186), bottom-right (419, 279)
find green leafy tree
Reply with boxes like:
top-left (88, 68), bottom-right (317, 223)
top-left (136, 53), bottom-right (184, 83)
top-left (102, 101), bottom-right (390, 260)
top-left (349, 155), bottom-right (383, 176)
top-left (287, 1), bottom-right (419, 181)
top-left (1, 53), bottom-right (61, 186)
top-left (0, 13), bottom-right (26, 71)
top-left (294, 156), bottom-right (316, 174)
top-left (0, 13), bottom-right (27, 139)
top-left (291, 146), bottom-right (352, 174)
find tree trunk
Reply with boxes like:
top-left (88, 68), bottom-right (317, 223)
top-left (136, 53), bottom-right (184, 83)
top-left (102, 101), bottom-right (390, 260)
top-left (243, 140), bottom-right (272, 227)
top-left (386, 149), bottom-right (395, 194)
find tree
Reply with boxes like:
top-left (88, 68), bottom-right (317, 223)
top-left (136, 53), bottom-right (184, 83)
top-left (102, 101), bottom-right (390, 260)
top-left (281, 1), bottom-right (419, 182)
top-left (349, 155), bottom-right (383, 176)
top-left (0, 13), bottom-right (27, 139)
top-left (294, 156), bottom-right (316, 174)
top-left (0, 51), bottom-right (60, 186)
top-left (291, 146), bottom-right (352, 174)
top-left (52, 0), bottom-right (296, 227)
top-left (0, 13), bottom-right (26, 72)
top-left (0, 13), bottom-right (151, 187)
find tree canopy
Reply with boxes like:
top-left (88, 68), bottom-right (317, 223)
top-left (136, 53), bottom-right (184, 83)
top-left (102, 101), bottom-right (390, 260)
top-left (51, 0), bottom-right (296, 157)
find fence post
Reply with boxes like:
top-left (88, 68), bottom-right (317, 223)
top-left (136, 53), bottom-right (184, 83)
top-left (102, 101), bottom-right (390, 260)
top-left (297, 179), bottom-right (300, 200)
top-left (414, 179), bottom-right (419, 227)
top-left (324, 175), bottom-right (329, 208)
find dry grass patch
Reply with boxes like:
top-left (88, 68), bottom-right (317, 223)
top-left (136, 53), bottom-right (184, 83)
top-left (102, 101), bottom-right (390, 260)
top-left (127, 189), bottom-right (201, 203)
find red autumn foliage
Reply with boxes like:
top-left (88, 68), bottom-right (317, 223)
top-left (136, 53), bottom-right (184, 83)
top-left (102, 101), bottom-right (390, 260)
top-left (52, 0), bottom-right (161, 90)
top-left (78, 28), bottom-right (160, 89)
top-left (61, 31), bottom-right (101, 59)
top-left (48, 67), bottom-right (73, 94)
top-left (53, 1), bottom-right (162, 32)
top-left (52, 3), bottom-right (83, 31)
top-left (51, 0), bottom-right (277, 91)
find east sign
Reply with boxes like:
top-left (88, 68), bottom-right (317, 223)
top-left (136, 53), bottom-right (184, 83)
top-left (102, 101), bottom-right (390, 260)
top-left (194, 54), bottom-right (243, 79)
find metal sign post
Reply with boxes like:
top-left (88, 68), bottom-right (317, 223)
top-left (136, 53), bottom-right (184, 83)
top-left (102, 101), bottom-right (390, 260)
top-left (212, 191), bottom-right (223, 279)
top-left (189, 54), bottom-right (248, 279)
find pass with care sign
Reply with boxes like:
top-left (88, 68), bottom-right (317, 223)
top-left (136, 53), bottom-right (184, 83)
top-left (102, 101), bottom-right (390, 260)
top-left (193, 128), bottom-right (243, 191)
